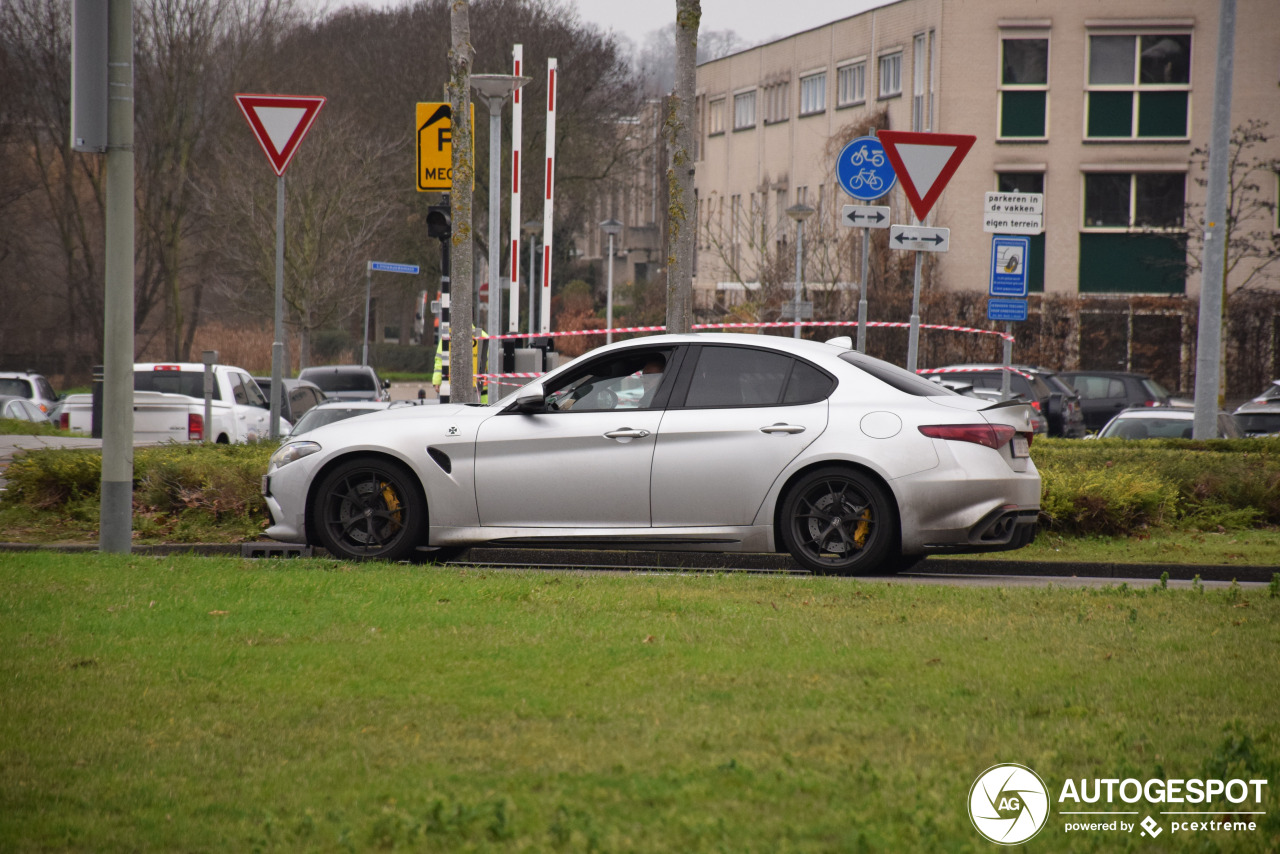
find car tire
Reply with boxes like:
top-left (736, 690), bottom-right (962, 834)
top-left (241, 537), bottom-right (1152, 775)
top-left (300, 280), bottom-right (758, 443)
top-left (780, 467), bottom-right (895, 576)
top-left (312, 457), bottom-right (425, 562)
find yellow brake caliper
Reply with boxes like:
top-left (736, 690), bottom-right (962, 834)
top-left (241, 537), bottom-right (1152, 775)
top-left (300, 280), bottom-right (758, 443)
top-left (853, 508), bottom-right (872, 548)
top-left (380, 482), bottom-right (403, 533)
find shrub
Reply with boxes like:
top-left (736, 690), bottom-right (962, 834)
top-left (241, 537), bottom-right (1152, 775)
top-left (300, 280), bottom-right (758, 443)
top-left (1039, 466), bottom-right (1178, 535)
top-left (2, 449), bottom-right (102, 508)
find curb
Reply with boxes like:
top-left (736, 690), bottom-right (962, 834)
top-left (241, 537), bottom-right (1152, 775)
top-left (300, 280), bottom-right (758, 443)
top-left (0, 542), bottom-right (1274, 583)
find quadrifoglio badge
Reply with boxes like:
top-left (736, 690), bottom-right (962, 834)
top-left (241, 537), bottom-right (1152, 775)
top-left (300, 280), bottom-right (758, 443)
top-left (968, 764), bottom-right (1270, 844)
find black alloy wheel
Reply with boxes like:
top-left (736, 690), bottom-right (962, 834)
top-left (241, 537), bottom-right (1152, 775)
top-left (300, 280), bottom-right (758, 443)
top-left (312, 457), bottom-right (424, 561)
top-left (780, 467), bottom-right (895, 576)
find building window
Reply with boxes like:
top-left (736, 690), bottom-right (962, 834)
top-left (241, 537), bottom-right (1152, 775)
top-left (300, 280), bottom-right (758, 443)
top-left (878, 52), bottom-right (902, 98)
top-left (1086, 33), bottom-right (1190, 139)
top-left (1081, 171), bottom-right (1187, 293)
top-left (997, 172), bottom-right (1046, 292)
top-left (763, 81), bottom-right (789, 123)
top-left (912, 33), bottom-right (933, 131)
top-left (837, 62), bottom-right (866, 106)
top-left (733, 91), bottom-right (756, 130)
top-left (800, 72), bottom-right (826, 115)
top-left (708, 98), bottom-right (726, 135)
top-left (999, 37), bottom-right (1048, 139)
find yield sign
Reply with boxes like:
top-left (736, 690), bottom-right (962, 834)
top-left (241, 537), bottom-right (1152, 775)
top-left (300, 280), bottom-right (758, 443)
top-left (877, 130), bottom-right (976, 222)
top-left (235, 94), bottom-right (326, 176)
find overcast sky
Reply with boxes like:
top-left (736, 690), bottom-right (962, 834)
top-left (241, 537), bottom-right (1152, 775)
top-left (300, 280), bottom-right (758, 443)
top-left (315, 0), bottom-right (896, 50)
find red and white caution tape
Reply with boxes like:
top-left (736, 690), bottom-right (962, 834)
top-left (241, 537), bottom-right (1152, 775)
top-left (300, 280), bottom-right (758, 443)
top-left (478, 320), bottom-right (1014, 343)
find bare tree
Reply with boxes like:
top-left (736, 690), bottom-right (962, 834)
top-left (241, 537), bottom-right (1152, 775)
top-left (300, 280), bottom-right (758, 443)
top-left (665, 0), bottom-right (699, 335)
top-left (634, 22), bottom-right (742, 96)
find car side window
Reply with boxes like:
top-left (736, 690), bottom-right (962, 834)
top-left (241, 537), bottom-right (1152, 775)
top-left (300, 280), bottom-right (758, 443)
top-left (542, 349), bottom-right (672, 412)
top-left (238, 374), bottom-right (268, 408)
top-left (783, 359), bottom-right (836, 403)
top-left (684, 347), bottom-right (828, 408)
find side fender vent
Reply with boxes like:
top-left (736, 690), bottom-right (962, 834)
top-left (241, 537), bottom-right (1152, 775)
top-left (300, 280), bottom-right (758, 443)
top-left (427, 446), bottom-right (452, 474)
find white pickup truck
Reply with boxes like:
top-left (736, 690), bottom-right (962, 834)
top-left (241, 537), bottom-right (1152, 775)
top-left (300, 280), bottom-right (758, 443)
top-left (59, 362), bottom-right (280, 443)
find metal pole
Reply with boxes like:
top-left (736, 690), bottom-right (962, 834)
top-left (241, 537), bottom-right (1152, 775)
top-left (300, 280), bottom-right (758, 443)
top-left (528, 236), bottom-right (537, 338)
top-left (606, 232), bottom-right (615, 344)
top-left (439, 231), bottom-right (451, 404)
top-left (100, 0), bottom-right (134, 554)
top-left (793, 220), bottom-right (804, 339)
top-left (269, 174), bottom-right (285, 439)
top-left (486, 95), bottom-right (502, 380)
top-left (906, 249), bottom-right (923, 372)
top-left (856, 228), bottom-right (869, 353)
top-left (1001, 323), bottom-right (1013, 400)
top-left (362, 261), bottom-right (371, 367)
top-left (1193, 0), bottom-right (1236, 439)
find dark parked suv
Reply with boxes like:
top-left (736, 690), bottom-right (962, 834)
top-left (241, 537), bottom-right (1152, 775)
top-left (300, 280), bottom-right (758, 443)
top-left (297, 364), bottom-right (391, 402)
top-left (919, 364), bottom-right (1086, 438)
top-left (1056, 370), bottom-right (1190, 432)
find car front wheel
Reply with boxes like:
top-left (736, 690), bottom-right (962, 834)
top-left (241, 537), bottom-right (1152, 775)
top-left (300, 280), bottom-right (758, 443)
top-left (312, 457), bottom-right (424, 562)
top-left (780, 467), bottom-right (895, 576)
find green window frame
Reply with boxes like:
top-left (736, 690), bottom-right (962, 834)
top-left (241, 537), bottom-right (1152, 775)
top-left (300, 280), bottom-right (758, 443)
top-left (1080, 172), bottom-right (1187, 293)
top-left (1086, 33), bottom-right (1190, 140)
top-left (998, 37), bottom-right (1048, 140)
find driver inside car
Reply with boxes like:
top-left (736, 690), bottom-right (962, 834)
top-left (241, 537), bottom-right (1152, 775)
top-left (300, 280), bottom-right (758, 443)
top-left (551, 352), bottom-right (666, 411)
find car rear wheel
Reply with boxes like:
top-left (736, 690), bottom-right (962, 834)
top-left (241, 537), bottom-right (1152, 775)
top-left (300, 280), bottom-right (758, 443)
top-left (780, 467), bottom-right (895, 576)
top-left (312, 457), bottom-right (424, 562)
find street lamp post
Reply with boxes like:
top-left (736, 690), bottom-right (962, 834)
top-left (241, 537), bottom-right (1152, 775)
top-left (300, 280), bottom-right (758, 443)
top-left (599, 218), bottom-right (623, 343)
top-left (522, 219), bottom-right (541, 338)
top-left (785, 203), bottom-right (815, 339)
top-left (470, 73), bottom-right (529, 384)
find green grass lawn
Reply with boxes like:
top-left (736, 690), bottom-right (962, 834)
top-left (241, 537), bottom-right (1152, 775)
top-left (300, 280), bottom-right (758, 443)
top-left (2, 553), bottom-right (1277, 852)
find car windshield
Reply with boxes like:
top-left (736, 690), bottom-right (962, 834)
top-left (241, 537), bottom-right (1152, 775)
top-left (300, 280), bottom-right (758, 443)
top-left (289, 407), bottom-right (381, 436)
top-left (0, 378), bottom-right (33, 397)
top-left (1236, 412), bottom-right (1280, 435)
top-left (1141, 378), bottom-right (1172, 400)
top-left (133, 370), bottom-right (220, 399)
top-left (303, 370), bottom-right (376, 392)
top-left (1099, 417), bottom-right (1193, 439)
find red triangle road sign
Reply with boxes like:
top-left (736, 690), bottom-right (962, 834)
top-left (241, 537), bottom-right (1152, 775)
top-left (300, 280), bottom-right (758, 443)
top-left (234, 93), bottom-right (327, 176)
top-left (877, 130), bottom-right (976, 222)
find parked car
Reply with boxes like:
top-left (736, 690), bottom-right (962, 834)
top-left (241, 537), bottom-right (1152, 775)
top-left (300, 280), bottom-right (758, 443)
top-left (0, 394), bottom-right (50, 422)
top-left (1231, 401), bottom-right (1280, 437)
top-left (1094, 407), bottom-right (1241, 440)
top-left (263, 334), bottom-right (1041, 574)
top-left (916, 366), bottom-right (1054, 436)
top-left (0, 371), bottom-right (59, 415)
top-left (287, 400), bottom-right (397, 437)
top-left (1241, 379), bottom-right (1280, 406)
top-left (252, 377), bottom-right (328, 424)
top-left (296, 364), bottom-right (390, 402)
top-left (1056, 370), bottom-right (1190, 432)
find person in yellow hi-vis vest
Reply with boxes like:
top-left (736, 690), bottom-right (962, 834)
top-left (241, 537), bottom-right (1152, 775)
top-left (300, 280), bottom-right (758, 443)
top-left (432, 327), bottom-right (489, 402)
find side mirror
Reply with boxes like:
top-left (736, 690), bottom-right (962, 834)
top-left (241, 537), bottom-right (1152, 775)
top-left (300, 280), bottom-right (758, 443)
top-left (514, 381), bottom-right (546, 414)
top-left (382, 379), bottom-right (390, 389)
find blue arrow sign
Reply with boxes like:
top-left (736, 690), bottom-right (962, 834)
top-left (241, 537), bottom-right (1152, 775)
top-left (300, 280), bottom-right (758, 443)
top-left (989, 235), bottom-right (1030, 297)
top-left (987, 298), bottom-right (1028, 322)
top-left (370, 261), bottom-right (420, 275)
top-left (836, 136), bottom-right (898, 202)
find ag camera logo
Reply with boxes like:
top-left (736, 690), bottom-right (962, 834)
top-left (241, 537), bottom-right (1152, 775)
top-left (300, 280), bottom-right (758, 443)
top-left (969, 763), bottom-right (1051, 845)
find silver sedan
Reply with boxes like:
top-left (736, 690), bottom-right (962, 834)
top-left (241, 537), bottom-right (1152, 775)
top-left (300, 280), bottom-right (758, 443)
top-left (262, 334), bottom-right (1041, 575)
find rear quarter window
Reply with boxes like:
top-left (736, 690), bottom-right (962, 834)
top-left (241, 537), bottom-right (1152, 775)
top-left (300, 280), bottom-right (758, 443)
top-left (842, 353), bottom-right (954, 397)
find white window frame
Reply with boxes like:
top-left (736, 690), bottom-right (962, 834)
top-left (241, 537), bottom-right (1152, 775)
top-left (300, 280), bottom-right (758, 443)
top-left (800, 72), bottom-right (826, 116)
top-left (733, 89), bottom-right (756, 130)
top-left (837, 60), bottom-right (866, 107)
top-left (1080, 168), bottom-right (1188, 232)
top-left (878, 51), bottom-right (902, 98)
top-left (1084, 30), bottom-right (1192, 141)
top-left (708, 98), bottom-right (726, 135)
top-left (997, 33), bottom-right (1050, 141)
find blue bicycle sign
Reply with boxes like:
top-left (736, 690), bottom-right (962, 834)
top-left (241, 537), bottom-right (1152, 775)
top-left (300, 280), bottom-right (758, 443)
top-left (837, 136), bottom-right (897, 201)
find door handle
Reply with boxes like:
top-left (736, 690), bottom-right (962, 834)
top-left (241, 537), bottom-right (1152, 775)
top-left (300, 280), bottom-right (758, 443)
top-left (604, 428), bottom-right (651, 439)
top-left (760, 423), bottom-right (805, 434)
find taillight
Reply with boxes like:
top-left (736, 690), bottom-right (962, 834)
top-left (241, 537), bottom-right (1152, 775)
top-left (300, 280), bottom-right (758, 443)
top-left (188, 413), bottom-right (203, 441)
top-left (59, 413), bottom-right (69, 430)
top-left (919, 424), bottom-right (1017, 450)
top-left (1144, 400), bottom-right (1159, 407)
top-left (1029, 400), bottom-right (1041, 411)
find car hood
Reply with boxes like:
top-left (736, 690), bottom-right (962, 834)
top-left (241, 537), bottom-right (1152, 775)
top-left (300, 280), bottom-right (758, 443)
top-left (284, 402), bottom-right (484, 446)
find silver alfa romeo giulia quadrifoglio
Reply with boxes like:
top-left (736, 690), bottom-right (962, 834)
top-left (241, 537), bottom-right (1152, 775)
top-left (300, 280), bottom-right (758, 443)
top-left (263, 334), bottom-right (1040, 575)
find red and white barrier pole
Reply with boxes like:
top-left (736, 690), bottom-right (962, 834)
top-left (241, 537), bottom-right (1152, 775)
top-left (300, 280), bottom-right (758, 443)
top-left (540, 58), bottom-right (557, 334)
top-left (508, 44), bottom-right (523, 334)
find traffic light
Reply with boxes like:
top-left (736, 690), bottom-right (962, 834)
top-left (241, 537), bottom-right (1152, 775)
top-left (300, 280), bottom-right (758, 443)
top-left (426, 205), bottom-right (451, 240)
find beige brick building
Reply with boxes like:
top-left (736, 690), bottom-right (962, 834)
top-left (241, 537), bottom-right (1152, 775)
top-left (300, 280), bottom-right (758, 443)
top-left (685, 0), bottom-right (1280, 380)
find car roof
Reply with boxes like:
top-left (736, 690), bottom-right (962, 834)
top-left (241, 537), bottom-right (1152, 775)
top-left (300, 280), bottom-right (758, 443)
top-left (1111, 407), bottom-right (1196, 418)
top-left (299, 364), bottom-right (378, 373)
top-left (1058, 369), bottom-right (1149, 379)
top-left (310, 399), bottom-right (392, 409)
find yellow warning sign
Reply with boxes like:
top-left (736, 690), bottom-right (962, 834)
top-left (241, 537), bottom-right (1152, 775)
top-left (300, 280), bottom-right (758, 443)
top-left (416, 102), bottom-right (474, 192)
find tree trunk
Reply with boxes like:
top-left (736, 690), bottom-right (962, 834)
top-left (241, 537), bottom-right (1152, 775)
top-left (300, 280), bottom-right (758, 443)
top-left (449, 0), bottom-right (477, 402)
top-left (665, 0), bottom-right (700, 334)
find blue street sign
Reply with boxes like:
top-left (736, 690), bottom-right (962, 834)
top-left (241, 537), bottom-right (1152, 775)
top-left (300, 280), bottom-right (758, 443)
top-left (987, 298), bottom-right (1028, 322)
top-left (370, 261), bottom-right (420, 275)
top-left (836, 136), bottom-right (898, 201)
top-left (989, 235), bottom-right (1030, 297)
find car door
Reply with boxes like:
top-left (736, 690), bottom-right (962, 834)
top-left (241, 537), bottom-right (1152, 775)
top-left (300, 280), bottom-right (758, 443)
top-left (231, 372), bottom-right (270, 441)
top-left (649, 345), bottom-right (830, 527)
top-left (472, 346), bottom-right (680, 527)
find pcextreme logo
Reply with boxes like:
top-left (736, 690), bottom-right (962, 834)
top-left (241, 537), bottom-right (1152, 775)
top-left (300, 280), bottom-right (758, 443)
top-left (969, 764), bottom-right (1270, 845)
